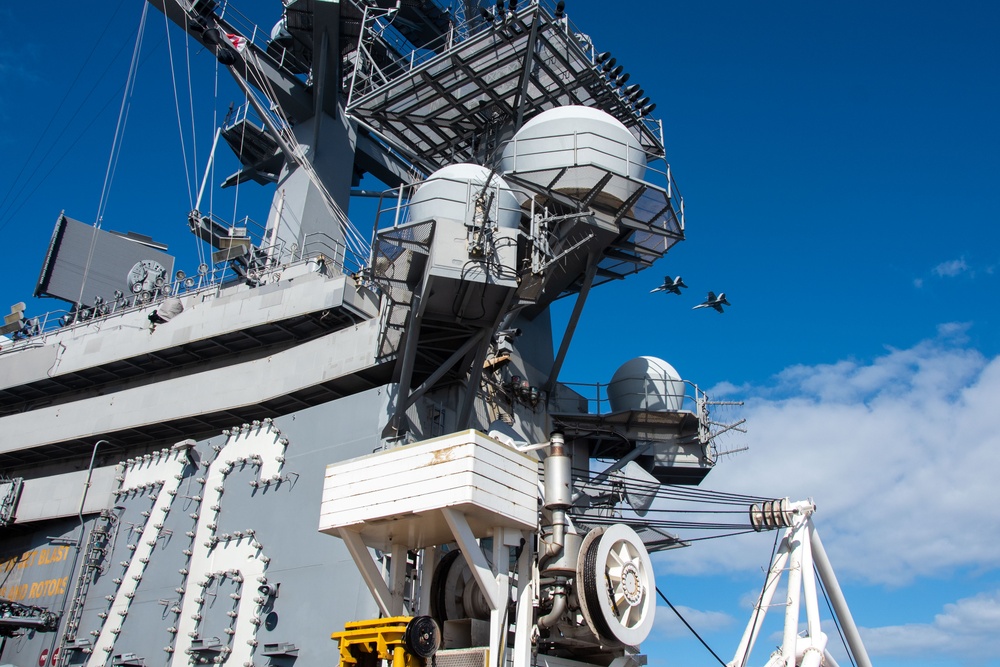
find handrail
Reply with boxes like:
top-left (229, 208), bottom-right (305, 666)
top-left (0, 246), bottom-right (343, 352)
top-left (556, 378), bottom-right (705, 416)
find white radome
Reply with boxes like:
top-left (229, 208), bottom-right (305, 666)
top-left (607, 356), bottom-right (685, 412)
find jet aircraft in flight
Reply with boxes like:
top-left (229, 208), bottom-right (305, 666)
top-left (693, 291), bottom-right (730, 313)
top-left (650, 276), bottom-right (687, 295)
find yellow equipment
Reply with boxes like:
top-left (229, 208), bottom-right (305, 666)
top-left (332, 616), bottom-right (441, 667)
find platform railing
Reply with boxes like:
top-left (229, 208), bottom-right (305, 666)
top-left (502, 128), bottom-right (684, 217)
top-left (342, 0), bottom-right (664, 138)
top-left (556, 378), bottom-right (704, 416)
top-left (370, 175), bottom-right (524, 235)
top-left (0, 243), bottom-right (346, 353)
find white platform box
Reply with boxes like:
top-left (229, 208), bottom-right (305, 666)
top-left (319, 429), bottom-right (539, 551)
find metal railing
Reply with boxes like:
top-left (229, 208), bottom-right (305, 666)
top-left (556, 377), bottom-right (704, 416)
top-left (0, 241), bottom-right (349, 354)
top-left (370, 174), bottom-right (524, 233)
top-left (342, 0), bottom-right (665, 139)
top-left (502, 128), bottom-right (684, 211)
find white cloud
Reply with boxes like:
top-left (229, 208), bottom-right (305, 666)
top-left (654, 326), bottom-right (1000, 586)
top-left (932, 257), bottom-right (970, 277)
top-left (652, 603), bottom-right (735, 638)
top-left (862, 590), bottom-right (1000, 661)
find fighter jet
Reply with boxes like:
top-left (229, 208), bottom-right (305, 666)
top-left (693, 291), bottom-right (730, 313)
top-left (650, 275), bottom-right (687, 295)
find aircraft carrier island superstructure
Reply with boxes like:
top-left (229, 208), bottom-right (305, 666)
top-left (0, 2), bottom-right (873, 667)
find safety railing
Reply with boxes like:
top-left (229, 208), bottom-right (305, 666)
top-left (370, 174), bottom-right (524, 234)
top-left (555, 378), bottom-right (705, 416)
top-left (342, 0), bottom-right (664, 134)
top-left (0, 242), bottom-right (346, 353)
top-left (216, 2), bottom-right (310, 77)
top-left (502, 129), bottom-right (682, 203)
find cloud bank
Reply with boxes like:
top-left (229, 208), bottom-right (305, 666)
top-left (656, 324), bottom-right (1000, 586)
top-left (862, 589), bottom-right (1000, 661)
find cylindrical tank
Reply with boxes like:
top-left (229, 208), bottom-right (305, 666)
top-left (498, 106), bottom-right (646, 207)
top-left (408, 163), bottom-right (521, 229)
top-left (606, 356), bottom-right (685, 413)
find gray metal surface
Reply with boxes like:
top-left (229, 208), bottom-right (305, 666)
top-left (0, 1), bottom-right (717, 666)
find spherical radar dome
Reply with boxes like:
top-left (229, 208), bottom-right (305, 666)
top-left (607, 356), bottom-right (684, 413)
top-left (409, 163), bottom-right (521, 229)
top-left (498, 105), bottom-right (647, 197)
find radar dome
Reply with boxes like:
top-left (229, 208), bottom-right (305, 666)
top-left (607, 356), bottom-right (684, 413)
top-left (498, 106), bottom-right (646, 206)
top-left (409, 163), bottom-right (521, 229)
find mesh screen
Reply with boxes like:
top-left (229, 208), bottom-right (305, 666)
top-left (435, 648), bottom-right (490, 667)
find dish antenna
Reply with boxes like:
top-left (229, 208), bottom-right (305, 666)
top-left (613, 460), bottom-right (661, 516)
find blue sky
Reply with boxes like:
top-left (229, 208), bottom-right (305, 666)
top-left (1, 1), bottom-right (999, 665)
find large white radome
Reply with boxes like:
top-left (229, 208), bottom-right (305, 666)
top-left (498, 106), bottom-right (647, 202)
top-left (607, 356), bottom-right (685, 412)
top-left (409, 163), bottom-right (521, 229)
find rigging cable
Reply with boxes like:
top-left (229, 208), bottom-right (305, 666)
top-left (162, 4), bottom-right (195, 208)
top-left (739, 528), bottom-right (781, 667)
top-left (183, 11), bottom-right (200, 194)
top-left (241, 50), bottom-right (372, 263)
top-left (817, 562), bottom-right (856, 667)
top-left (0, 31), bottom-right (168, 235)
top-left (77, 1), bottom-right (150, 309)
top-left (0, 0), bottom-right (129, 222)
top-left (655, 587), bottom-right (726, 667)
top-left (232, 97), bottom-right (249, 240)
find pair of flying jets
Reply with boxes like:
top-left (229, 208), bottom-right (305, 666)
top-left (650, 276), bottom-right (730, 313)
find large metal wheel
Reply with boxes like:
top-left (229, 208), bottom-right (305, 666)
top-left (576, 524), bottom-right (656, 647)
top-left (429, 549), bottom-right (491, 626)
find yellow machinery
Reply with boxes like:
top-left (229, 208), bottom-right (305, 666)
top-left (332, 616), bottom-right (441, 667)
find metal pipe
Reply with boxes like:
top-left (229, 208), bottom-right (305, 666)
top-left (195, 127), bottom-right (222, 212)
top-left (810, 523), bottom-right (873, 667)
top-left (55, 439), bottom-right (109, 664)
top-left (536, 583), bottom-right (567, 629)
top-left (730, 540), bottom-right (791, 667)
top-left (782, 521), bottom-right (804, 667)
top-left (77, 440), bottom-right (108, 538)
top-left (541, 434), bottom-right (570, 563)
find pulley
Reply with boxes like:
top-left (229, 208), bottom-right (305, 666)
top-left (576, 524), bottom-right (656, 647)
top-left (749, 498), bottom-right (793, 531)
top-left (403, 616), bottom-right (441, 659)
